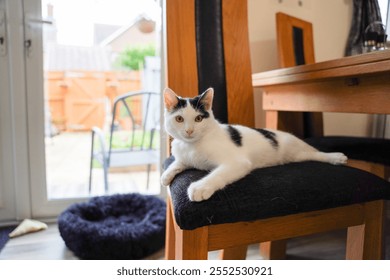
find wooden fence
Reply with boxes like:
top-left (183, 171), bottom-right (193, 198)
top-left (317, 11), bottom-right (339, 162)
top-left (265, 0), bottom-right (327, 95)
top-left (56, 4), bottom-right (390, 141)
top-left (46, 71), bottom-right (142, 131)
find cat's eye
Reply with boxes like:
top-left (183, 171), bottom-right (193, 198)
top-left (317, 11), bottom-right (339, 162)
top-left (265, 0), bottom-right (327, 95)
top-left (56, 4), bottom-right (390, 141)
top-left (175, 116), bottom-right (184, 123)
top-left (195, 115), bottom-right (203, 122)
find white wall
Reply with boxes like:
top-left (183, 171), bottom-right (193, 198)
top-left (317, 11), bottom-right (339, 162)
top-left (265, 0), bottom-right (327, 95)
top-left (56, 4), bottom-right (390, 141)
top-left (248, 0), bottom-right (374, 136)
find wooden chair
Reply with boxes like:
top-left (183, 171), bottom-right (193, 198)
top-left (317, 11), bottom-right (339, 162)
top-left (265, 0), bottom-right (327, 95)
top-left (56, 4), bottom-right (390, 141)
top-left (164, 0), bottom-right (390, 260)
top-left (274, 12), bottom-right (323, 138)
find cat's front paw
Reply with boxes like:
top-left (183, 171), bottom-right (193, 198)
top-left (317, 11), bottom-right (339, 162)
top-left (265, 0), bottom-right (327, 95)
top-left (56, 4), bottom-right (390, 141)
top-left (188, 181), bottom-right (215, 202)
top-left (160, 171), bottom-right (175, 187)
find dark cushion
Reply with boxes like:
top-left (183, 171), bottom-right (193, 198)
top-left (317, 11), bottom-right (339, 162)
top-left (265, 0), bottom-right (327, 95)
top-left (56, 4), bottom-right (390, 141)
top-left (165, 157), bottom-right (390, 230)
top-left (58, 193), bottom-right (166, 259)
top-left (305, 136), bottom-right (390, 166)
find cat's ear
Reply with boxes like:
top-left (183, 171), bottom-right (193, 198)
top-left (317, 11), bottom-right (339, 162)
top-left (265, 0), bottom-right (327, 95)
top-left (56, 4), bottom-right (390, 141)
top-left (163, 88), bottom-right (179, 111)
top-left (200, 88), bottom-right (214, 111)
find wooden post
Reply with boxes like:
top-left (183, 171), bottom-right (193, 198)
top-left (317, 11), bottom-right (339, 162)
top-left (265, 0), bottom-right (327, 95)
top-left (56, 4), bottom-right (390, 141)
top-left (220, 245), bottom-right (248, 260)
top-left (164, 197), bottom-right (176, 260)
top-left (175, 226), bottom-right (209, 260)
top-left (346, 200), bottom-right (385, 260)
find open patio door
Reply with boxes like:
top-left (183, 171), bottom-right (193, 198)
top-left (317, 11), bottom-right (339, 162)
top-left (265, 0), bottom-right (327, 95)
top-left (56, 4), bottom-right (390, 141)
top-left (26, 0), bottom-right (162, 218)
top-left (2, 0), bottom-right (161, 219)
top-left (24, 0), bottom-right (91, 217)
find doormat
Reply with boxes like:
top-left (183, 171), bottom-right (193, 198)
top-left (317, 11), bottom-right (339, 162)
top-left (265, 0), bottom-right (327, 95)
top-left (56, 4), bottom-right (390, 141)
top-left (0, 226), bottom-right (16, 253)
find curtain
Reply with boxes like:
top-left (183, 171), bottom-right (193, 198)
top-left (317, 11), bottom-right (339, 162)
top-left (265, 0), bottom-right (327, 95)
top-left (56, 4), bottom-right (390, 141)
top-left (345, 0), bottom-right (384, 56)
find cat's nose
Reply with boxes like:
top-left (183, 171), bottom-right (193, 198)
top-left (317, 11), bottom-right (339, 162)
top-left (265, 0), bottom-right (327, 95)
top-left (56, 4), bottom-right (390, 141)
top-left (186, 129), bottom-right (194, 136)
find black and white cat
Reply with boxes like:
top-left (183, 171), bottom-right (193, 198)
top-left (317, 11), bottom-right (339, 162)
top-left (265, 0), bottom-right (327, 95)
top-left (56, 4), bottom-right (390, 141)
top-left (161, 87), bottom-right (348, 202)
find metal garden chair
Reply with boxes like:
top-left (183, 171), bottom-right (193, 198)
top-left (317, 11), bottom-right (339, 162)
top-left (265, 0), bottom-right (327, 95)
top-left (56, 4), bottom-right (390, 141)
top-left (89, 91), bottom-right (160, 193)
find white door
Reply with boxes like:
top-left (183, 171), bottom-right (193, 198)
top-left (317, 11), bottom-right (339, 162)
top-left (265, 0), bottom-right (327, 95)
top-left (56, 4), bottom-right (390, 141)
top-left (0, 0), bottom-right (162, 221)
top-left (0, 0), bottom-right (88, 220)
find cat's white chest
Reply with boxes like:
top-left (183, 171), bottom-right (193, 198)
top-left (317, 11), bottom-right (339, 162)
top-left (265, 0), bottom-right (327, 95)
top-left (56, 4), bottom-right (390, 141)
top-left (172, 139), bottom-right (215, 171)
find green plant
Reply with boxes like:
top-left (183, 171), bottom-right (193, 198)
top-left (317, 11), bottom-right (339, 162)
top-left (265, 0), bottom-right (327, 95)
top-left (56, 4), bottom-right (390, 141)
top-left (116, 44), bottom-right (156, 70)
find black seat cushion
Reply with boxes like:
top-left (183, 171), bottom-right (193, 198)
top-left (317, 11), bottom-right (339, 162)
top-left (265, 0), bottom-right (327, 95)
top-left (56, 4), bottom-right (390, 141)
top-left (305, 136), bottom-right (390, 166)
top-left (58, 193), bottom-right (166, 259)
top-left (165, 157), bottom-right (390, 230)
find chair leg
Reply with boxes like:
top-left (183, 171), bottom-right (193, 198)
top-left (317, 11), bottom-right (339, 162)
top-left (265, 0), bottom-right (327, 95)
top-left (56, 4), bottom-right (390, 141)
top-left (102, 160), bottom-right (109, 193)
top-left (220, 245), bottom-right (248, 260)
top-left (89, 131), bottom-right (95, 193)
top-left (259, 240), bottom-right (287, 260)
top-left (146, 164), bottom-right (151, 190)
top-left (175, 226), bottom-right (209, 260)
top-left (165, 197), bottom-right (176, 260)
top-left (88, 159), bottom-right (93, 193)
top-left (346, 200), bottom-right (385, 260)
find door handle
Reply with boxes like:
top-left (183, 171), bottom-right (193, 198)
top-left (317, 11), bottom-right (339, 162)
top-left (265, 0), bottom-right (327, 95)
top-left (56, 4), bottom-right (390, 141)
top-left (27, 18), bottom-right (53, 25)
top-left (24, 14), bottom-right (53, 57)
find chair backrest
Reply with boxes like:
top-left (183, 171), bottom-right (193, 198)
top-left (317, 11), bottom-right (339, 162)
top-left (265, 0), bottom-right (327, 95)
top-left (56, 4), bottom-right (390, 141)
top-left (275, 12), bottom-right (323, 137)
top-left (276, 12), bottom-right (315, 67)
top-left (165, 0), bottom-right (254, 127)
top-left (109, 91), bottom-right (160, 154)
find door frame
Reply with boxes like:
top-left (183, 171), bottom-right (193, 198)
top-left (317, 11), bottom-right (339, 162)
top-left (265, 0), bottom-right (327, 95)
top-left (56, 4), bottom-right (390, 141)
top-left (0, 0), bottom-right (31, 222)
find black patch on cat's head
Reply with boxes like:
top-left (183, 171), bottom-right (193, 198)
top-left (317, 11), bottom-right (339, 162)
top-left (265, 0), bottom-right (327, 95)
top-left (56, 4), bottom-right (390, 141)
top-left (255, 128), bottom-right (278, 149)
top-left (170, 97), bottom-right (187, 113)
top-left (227, 125), bottom-right (242, 147)
top-left (188, 95), bottom-right (210, 118)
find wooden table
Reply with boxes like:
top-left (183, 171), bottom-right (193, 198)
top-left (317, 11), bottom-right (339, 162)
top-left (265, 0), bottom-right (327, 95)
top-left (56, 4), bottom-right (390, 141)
top-left (252, 51), bottom-right (390, 259)
top-left (252, 50), bottom-right (390, 130)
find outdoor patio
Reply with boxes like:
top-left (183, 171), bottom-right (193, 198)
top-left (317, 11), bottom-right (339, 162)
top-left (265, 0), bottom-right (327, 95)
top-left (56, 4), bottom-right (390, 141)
top-left (45, 132), bottom-right (161, 200)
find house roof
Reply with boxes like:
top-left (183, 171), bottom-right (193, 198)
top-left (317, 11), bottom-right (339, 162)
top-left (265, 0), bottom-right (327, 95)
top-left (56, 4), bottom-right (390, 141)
top-left (44, 43), bottom-right (112, 71)
top-left (94, 23), bottom-right (121, 45)
top-left (99, 14), bottom-right (155, 47)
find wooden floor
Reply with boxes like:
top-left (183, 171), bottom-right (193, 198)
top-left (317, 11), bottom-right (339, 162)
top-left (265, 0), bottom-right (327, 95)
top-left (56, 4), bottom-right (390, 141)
top-left (1, 201), bottom-right (389, 260)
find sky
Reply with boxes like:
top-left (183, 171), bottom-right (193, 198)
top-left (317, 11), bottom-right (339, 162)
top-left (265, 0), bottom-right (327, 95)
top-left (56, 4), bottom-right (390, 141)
top-left (41, 0), bottom-right (161, 46)
top-left (378, 0), bottom-right (388, 23)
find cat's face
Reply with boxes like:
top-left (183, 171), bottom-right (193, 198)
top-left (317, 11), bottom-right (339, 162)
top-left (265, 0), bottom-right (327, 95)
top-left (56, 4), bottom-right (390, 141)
top-left (163, 87), bottom-right (214, 143)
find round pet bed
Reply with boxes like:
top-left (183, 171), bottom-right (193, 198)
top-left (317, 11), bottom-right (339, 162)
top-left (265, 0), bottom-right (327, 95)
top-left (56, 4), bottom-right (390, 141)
top-left (58, 193), bottom-right (166, 259)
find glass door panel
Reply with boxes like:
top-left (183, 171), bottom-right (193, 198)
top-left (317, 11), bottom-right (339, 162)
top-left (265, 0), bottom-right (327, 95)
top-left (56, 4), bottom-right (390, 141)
top-left (25, 0), bottom-right (162, 217)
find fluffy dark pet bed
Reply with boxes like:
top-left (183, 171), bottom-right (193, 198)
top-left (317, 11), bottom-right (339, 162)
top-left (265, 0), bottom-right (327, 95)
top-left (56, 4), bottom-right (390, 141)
top-left (58, 193), bottom-right (166, 260)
